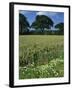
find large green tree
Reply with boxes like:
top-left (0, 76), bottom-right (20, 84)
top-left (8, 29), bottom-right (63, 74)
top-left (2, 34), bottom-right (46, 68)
top-left (19, 13), bottom-right (30, 34)
top-left (31, 15), bottom-right (54, 32)
top-left (55, 22), bottom-right (64, 34)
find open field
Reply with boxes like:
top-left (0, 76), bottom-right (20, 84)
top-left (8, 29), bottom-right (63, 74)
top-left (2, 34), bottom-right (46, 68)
top-left (19, 35), bottom-right (64, 79)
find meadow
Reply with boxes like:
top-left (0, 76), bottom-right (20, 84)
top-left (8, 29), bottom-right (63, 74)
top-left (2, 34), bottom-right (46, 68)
top-left (19, 35), bottom-right (64, 79)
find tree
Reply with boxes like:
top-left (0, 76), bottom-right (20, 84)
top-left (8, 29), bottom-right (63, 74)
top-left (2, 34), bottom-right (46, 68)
top-left (31, 15), bottom-right (54, 32)
top-left (19, 13), bottom-right (30, 34)
top-left (55, 22), bottom-right (64, 34)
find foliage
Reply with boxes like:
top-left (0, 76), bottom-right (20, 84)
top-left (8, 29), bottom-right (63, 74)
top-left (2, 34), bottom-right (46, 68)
top-left (22, 30), bottom-right (64, 35)
top-left (55, 23), bottom-right (64, 35)
top-left (31, 15), bottom-right (54, 32)
top-left (19, 14), bottom-right (64, 35)
top-left (19, 13), bottom-right (30, 34)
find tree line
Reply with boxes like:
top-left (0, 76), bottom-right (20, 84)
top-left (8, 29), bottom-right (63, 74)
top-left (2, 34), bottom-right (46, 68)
top-left (19, 13), bottom-right (64, 35)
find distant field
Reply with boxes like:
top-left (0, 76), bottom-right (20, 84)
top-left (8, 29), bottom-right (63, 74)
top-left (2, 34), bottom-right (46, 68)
top-left (19, 35), bottom-right (64, 79)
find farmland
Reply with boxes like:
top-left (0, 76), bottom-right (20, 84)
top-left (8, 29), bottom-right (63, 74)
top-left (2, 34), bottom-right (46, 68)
top-left (19, 35), bottom-right (64, 79)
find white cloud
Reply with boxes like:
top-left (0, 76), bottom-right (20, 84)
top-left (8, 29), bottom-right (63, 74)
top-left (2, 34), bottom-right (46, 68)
top-left (36, 12), bottom-right (47, 15)
top-left (19, 11), bottom-right (29, 15)
top-left (36, 11), bottom-right (57, 17)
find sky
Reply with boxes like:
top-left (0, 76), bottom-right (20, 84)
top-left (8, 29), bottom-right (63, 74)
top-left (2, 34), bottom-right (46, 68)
top-left (19, 10), bottom-right (64, 28)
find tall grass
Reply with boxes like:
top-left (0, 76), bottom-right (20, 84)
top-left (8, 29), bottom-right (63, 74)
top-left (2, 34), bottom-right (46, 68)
top-left (19, 35), bottom-right (64, 79)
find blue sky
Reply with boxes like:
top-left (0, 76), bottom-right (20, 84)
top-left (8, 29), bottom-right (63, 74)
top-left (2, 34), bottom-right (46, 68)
top-left (19, 10), bottom-right (64, 27)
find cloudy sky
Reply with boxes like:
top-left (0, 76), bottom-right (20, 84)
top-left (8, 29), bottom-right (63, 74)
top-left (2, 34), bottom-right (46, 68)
top-left (19, 10), bottom-right (64, 26)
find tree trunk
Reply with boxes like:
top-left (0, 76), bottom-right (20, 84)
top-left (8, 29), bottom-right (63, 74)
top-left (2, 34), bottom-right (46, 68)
top-left (41, 28), bottom-right (44, 32)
